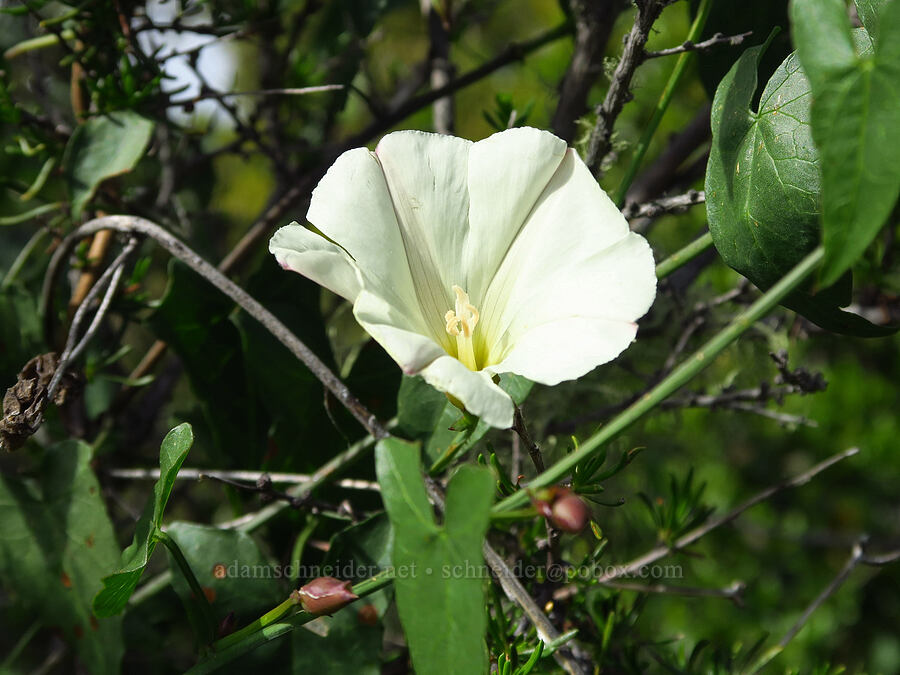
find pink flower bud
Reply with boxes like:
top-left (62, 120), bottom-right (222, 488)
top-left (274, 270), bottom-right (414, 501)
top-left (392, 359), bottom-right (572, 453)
top-left (295, 577), bottom-right (358, 615)
top-left (550, 493), bottom-right (590, 533)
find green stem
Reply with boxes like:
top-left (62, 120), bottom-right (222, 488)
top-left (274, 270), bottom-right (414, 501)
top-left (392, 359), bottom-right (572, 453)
top-left (613, 0), bottom-right (713, 207)
top-left (0, 620), bottom-right (41, 669)
top-left (655, 230), bottom-right (714, 279)
top-left (1, 226), bottom-right (49, 290)
top-left (156, 530), bottom-right (217, 644)
top-left (3, 30), bottom-right (76, 59)
top-left (213, 596), bottom-right (298, 652)
top-left (0, 202), bottom-right (64, 226)
top-left (188, 570), bottom-right (395, 675)
top-left (494, 246), bottom-right (825, 512)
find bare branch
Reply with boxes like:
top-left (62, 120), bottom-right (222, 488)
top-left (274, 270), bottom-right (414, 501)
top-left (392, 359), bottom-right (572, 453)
top-left (752, 538), bottom-right (900, 672)
top-left (553, 447), bottom-right (860, 600)
top-left (107, 467), bottom-right (380, 492)
top-left (584, 0), bottom-right (668, 175)
top-left (43, 216), bottom-right (388, 439)
top-left (513, 405), bottom-right (545, 473)
top-left (551, 0), bottom-right (623, 142)
top-left (645, 31), bottom-right (753, 59)
top-left (422, 1), bottom-right (455, 134)
top-left (622, 189), bottom-right (705, 220)
top-left (600, 579), bottom-right (746, 605)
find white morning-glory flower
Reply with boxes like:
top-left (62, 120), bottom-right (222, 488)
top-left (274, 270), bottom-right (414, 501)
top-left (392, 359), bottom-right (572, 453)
top-left (270, 127), bottom-right (656, 428)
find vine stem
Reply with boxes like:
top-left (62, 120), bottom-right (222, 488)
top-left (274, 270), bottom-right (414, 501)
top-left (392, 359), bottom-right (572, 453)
top-left (185, 571), bottom-right (394, 675)
top-left (655, 230), bottom-right (713, 279)
top-left (156, 530), bottom-right (217, 644)
top-left (613, 0), bottom-right (713, 207)
top-left (494, 245), bottom-right (826, 512)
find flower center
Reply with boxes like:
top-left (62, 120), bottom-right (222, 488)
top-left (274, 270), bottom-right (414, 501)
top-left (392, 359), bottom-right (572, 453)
top-left (444, 285), bottom-right (479, 370)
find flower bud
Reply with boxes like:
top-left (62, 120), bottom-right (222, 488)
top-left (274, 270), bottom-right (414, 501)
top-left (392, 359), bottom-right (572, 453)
top-left (295, 577), bottom-right (358, 615)
top-left (549, 493), bottom-right (590, 533)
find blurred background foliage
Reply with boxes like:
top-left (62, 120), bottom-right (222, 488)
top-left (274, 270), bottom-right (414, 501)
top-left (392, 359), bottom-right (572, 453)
top-left (1, 0), bottom-right (898, 673)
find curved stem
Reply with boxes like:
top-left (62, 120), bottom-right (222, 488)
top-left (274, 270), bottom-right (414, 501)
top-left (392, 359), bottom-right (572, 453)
top-left (42, 216), bottom-right (389, 440)
top-left (494, 246), bottom-right (825, 512)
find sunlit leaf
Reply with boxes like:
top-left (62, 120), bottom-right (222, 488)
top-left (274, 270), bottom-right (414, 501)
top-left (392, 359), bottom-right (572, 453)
top-left (93, 423), bottom-right (193, 616)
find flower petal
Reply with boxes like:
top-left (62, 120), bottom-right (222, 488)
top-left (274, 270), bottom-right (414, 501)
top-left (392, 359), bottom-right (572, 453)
top-left (418, 355), bottom-right (514, 429)
top-left (479, 149), bottom-right (656, 365)
top-left (353, 290), bottom-right (445, 374)
top-left (490, 316), bottom-right (638, 385)
top-left (375, 131), bottom-right (472, 343)
top-left (464, 127), bottom-right (567, 301)
top-left (269, 223), bottom-right (362, 301)
top-left (305, 147), bottom-right (420, 313)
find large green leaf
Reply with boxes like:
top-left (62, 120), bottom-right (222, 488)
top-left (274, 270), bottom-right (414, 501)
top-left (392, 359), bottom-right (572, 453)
top-left (165, 522), bottom-right (284, 624)
top-left (705, 38), bottom-right (895, 336)
top-left (93, 423), bottom-right (193, 616)
top-left (0, 440), bottom-right (123, 674)
top-left (375, 437), bottom-right (493, 675)
top-left (63, 111), bottom-right (155, 217)
top-left (791, 0), bottom-right (900, 287)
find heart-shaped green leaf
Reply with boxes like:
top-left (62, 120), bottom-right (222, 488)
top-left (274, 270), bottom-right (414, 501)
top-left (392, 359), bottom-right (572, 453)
top-left (376, 437), bottom-right (493, 675)
top-left (705, 36), bottom-right (895, 336)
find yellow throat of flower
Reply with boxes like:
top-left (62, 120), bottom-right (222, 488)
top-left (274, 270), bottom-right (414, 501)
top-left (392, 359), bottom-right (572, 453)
top-left (444, 285), bottom-right (480, 370)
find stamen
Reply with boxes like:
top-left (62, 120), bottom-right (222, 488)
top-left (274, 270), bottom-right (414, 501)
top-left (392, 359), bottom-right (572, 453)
top-left (444, 285), bottom-right (480, 370)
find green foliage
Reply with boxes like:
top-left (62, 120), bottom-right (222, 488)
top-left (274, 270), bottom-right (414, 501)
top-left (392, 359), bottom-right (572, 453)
top-left (483, 93), bottom-right (534, 131)
top-left (706, 35), bottom-right (894, 336)
top-left (790, 0), bottom-right (900, 287)
top-left (0, 440), bottom-right (123, 674)
top-left (375, 437), bottom-right (494, 675)
top-left (93, 423), bottom-right (193, 617)
top-left (398, 373), bottom-right (532, 470)
top-left (62, 111), bottom-right (154, 217)
top-left (166, 522), bottom-right (285, 625)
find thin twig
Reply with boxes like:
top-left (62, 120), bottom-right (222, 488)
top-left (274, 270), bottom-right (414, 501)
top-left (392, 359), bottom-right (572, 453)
top-left (106, 467), bottom-right (380, 491)
top-left (513, 405), bottom-right (544, 473)
top-left (46, 237), bottom-right (138, 402)
top-left (584, 0), bottom-right (669, 175)
top-left (550, 0), bottom-right (622, 142)
top-left (752, 538), bottom-right (900, 672)
top-left (645, 31), bottom-right (753, 59)
top-left (346, 22), bottom-right (569, 148)
top-left (42, 216), bottom-right (387, 439)
top-left (553, 447), bottom-right (860, 600)
top-left (169, 84), bottom-right (344, 107)
top-left (600, 579), bottom-right (746, 605)
top-left (621, 189), bottom-right (705, 220)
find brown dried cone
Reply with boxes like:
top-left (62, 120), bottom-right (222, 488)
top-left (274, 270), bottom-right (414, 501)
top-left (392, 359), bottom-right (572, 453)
top-left (0, 353), bottom-right (82, 451)
top-left (292, 577), bottom-right (358, 616)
